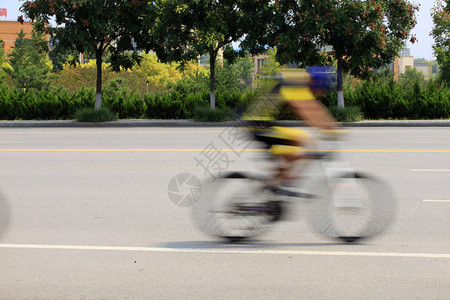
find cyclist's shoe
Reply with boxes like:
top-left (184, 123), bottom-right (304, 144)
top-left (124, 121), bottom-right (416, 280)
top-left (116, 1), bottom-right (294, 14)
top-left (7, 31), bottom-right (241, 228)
top-left (265, 200), bottom-right (284, 222)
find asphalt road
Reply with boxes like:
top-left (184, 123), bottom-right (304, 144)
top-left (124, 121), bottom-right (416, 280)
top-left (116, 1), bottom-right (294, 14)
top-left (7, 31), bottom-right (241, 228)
top-left (0, 127), bottom-right (449, 299)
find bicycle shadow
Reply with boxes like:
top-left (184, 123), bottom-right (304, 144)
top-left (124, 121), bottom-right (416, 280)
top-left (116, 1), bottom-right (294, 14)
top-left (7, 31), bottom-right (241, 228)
top-left (158, 239), bottom-right (367, 250)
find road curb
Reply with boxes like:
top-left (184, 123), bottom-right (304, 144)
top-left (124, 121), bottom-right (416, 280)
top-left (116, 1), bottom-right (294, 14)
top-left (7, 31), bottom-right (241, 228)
top-left (0, 120), bottom-right (450, 127)
top-left (343, 120), bottom-right (450, 127)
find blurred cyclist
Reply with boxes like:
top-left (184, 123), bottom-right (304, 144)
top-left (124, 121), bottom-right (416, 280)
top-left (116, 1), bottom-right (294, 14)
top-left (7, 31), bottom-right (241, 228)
top-left (241, 67), bottom-right (339, 183)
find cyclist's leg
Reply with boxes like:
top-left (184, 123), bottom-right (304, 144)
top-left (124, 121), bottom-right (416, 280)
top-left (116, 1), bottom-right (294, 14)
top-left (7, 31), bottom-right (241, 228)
top-left (265, 127), bottom-right (315, 181)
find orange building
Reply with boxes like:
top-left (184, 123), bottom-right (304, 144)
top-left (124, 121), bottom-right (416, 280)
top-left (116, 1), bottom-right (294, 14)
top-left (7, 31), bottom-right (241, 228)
top-left (0, 20), bottom-right (48, 55)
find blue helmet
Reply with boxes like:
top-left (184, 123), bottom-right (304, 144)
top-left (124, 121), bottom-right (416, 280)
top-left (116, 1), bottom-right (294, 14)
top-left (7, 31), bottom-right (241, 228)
top-left (306, 66), bottom-right (336, 90)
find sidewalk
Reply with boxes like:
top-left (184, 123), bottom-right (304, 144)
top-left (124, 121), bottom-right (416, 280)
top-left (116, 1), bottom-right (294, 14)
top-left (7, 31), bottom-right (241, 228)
top-left (0, 119), bottom-right (450, 127)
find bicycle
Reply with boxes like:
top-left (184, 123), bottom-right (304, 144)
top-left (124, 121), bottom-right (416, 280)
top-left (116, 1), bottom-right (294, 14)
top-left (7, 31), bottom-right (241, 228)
top-left (191, 130), bottom-right (396, 243)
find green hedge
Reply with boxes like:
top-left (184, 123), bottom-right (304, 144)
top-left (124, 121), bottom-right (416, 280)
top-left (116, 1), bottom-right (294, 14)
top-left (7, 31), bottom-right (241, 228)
top-left (0, 85), bottom-right (94, 120)
top-left (74, 107), bottom-right (118, 122)
top-left (0, 81), bottom-right (449, 120)
top-left (320, 78), bottom-right (450, 120)
top-left (0, 85), bottom-right (259, 120)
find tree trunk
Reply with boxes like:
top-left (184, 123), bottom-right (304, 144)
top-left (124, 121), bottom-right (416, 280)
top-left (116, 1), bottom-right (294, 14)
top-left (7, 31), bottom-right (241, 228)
top-left (95, 47), bottom-right (103, 110)
top-left (209, 48), bottom-right (217, 110)
top-left (337, 56), bottom-right (345, 108)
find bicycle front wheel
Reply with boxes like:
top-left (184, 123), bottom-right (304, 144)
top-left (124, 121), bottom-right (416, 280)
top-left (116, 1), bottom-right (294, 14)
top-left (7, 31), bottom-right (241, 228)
top-left (191, 172), bottom-right (277, 242)
top-left (308, 172), bottom-right (396, 242)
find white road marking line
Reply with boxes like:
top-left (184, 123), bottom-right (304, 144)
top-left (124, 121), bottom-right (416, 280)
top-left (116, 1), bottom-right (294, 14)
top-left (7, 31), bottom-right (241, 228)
top-left (0, 130), bottom-right (224, 134)
top-left (410, 169), bottom-right (450, 172)
top-left (1, 129), bottom-right (450, 134)
top-left (405, 136), bottom-right (445, 138)
top-left (353, 130), bottom-right (450, 133)
top-left (0, 244), bottom-right (449, 258)
top-left (414, 142), bottom-right (450, 144)
top-left (423, 200), bottom-right (450, 203)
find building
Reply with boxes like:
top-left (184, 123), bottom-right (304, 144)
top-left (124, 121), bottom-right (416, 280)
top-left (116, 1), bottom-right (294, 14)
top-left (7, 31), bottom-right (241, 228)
top-left (250, 53), bottom-right (269, 74)
top-left (391, 48), bottom-right (414, 80)
top-left (413, 62), bottom-right (432, 80)
top-left (391, 47), bottom-right (432, 80)
top-left (0, 20), bottom-right (46, 55)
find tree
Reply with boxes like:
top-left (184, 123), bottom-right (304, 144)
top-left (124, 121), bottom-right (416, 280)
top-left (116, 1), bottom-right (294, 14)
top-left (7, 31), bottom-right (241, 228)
top-left (20, 0), bottom-right (151, 109)
top-left (147, 0), bottom-right (271, 110)
top-left (267, 0), bottom-right (418, 107)
top-left (399, 67), bottom-right (425, 90)
top-left (3, 30), bottom-right (52, 90)
top-left (431, 0), bottom-right (450, 84)
top-left (48, 46), bottom-right (79, 71)
top-left (0, 40), bottom-right (7, 82)
top-left (432, 61), bottom-right (440, 74)
top-left (234, 55), bottom-right (255, 85)
top-left (258, 47), bottom-right (281, 77)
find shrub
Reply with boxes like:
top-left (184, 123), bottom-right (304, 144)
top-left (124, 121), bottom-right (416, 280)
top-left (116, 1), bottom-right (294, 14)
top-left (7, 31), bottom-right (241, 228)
top-left (328, 105), bottom-right (363, 122)
top-left (193, 106), bottom-right (235, 122)
top-left (73, 107), bottom-right (118, 122)
top-left (1, 78), bottom-right (448, 120)
top-left (320, 75), bottom-right (450, 120)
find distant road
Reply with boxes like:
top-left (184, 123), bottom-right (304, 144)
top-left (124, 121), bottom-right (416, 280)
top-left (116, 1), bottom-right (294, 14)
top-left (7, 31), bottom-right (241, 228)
top-left (0, 127), bottom-right (449, 299)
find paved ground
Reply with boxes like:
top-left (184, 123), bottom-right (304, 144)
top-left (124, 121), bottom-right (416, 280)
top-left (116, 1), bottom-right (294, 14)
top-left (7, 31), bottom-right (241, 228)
top-left (0, 127), bottom-right (449, 299)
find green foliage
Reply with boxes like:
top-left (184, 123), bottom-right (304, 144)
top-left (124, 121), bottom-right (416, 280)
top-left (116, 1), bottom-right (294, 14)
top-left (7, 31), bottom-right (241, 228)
top-left (21, 0), bottom-right (150, 108)
top-left (0, 40), bottom-right (6, 82)
top-left (216, 59), bottom-right (254, 93)
top-left (270, 0), bottom-right (418, 77)
top-left (142, 89), bottom-right (253, 119)
top-left (320, 72), bottom-right (450, 120)
top-left (51, 60), bottom-right (103, 93)
top-left (264, 0), bottom-right (419, 108)
top-left (0, 85), bottom-right (93, 120)
top-left (103, 78), bottom-right (130, 99)
top-left (258, 48), bottom-right (280, 77)
top-left (131, 53), bottom-right (201, 91)
top-left (398, 67), bottom-right (426, 91)
top-left (148, 0), bottom-right (271, 108)
top-left (3, 30), bottom-right (52, 91)
top-left (0, 74), bottom-right (448, 121)
top-left (328, 105), bottom-right (363, 122)
top-left (73, 107), bottom-right (118, 122)
top-left (102, 81), bottom-right (146, 119)
top-left (167, 71), bottom-right (210, 95)
top-left (193, 105), bottom-right (235, 122)
top-left (167, 59), bottom-right (254, 96)
top-left (234, 55), bottom-right (255, 85)
top-left (431, 0), bottom-right (450, 84)
top-left (48, 47), bottom-right (78, 72)
top-left (432, 62), bottom-right (440, 74)
top-left (51, 53), bottom-right (204, 95)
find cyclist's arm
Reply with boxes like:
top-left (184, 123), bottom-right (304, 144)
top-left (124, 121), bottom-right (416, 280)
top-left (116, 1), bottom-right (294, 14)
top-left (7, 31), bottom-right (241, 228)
top-left (287, 99), bottom-right (338, 129)
top-left (279, 85), bottom-right (338, 129)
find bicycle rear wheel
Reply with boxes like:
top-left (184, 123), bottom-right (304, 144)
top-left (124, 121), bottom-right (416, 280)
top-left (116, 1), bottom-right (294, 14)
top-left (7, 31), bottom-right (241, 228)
top-left (191, 172), bottom-right (277, 242)
top-left (308, 172), bottom-right (396, 242)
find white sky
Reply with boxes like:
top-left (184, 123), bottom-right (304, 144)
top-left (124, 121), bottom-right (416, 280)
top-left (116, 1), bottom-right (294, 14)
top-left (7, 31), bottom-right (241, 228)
top-left (0, 0), bottom-right (438, 60)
